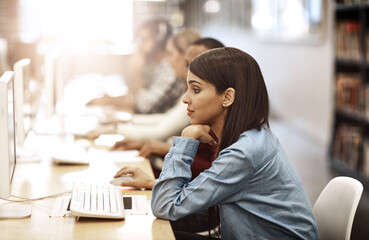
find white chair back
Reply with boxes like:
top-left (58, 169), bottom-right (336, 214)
top-left (313, 176), bottom-right (363, 240)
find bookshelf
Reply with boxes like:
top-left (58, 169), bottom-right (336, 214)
top-left (332, 1), bottom-right (369, 188)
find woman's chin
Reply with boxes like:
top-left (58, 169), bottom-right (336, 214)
top-left (190, 120), bottom-right (204, 125)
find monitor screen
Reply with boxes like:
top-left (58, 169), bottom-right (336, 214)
top-left (44, 54), bottom-right (56, 118)
top-left (14, 58), bottom-right (32, 146)
top-left (0, 71), bottom-right (16, 198)
top-left (0, 71), bottom-right (32, 219)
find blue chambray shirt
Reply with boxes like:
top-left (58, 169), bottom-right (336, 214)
top-left (151, 128), bottom-right (320, 240)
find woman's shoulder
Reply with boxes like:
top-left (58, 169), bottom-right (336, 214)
top-left (219, 128), bottom-right (280, 167)
top-left (229, 128), bottom-right (278, 155)
top-left (238, 127), bottom-right (274, 142)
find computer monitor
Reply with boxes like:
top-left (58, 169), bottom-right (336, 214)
top-left (0, 71), bottom-right (31, 218)
top-left (14, 58), bottom-right (32, 146)
top-left (44, 52), bottom-right (63, 118)
top-left (14, 59), bottom-right (40, 163)
top-left (44, 54), bottom-right (56, 118)
top-left (0, 38), bottom-right (10, 74)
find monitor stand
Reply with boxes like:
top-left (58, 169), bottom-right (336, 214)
top-left (0, 205), bottom-right (32, 219)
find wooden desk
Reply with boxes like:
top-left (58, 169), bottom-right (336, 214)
top-left (0, 144), bottom-right (175, 240)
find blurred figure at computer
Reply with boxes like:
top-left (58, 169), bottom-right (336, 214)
top-left (84, 29), bottom-right (202, 140)
top-left (87, 18), bottom-right (184, 114)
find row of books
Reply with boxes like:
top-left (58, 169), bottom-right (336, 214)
top-left (333, 124), bottom-right (369, 178)
top-left (336, 21), bottom-right (362, 61)
top-left (336, 0), bottom-right (369, 4)
top-left (335, 73), bottom-right (369, 118)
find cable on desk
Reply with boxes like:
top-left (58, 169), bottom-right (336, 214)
top-left (0, 191), bottom-right (72, 202)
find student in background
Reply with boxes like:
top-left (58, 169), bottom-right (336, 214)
top-left (165, 28), bottom-right (200, 82)
top-left (88, 19), bottom-right (183, 114)
top-left (149, 47), bottom-right (319, 240)
top-left (84, 31), bottom-right (205, 141)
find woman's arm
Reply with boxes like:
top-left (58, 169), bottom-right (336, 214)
top-left (151, 136), bottom-right (255, 221)
top-left (116, 102), bottom-right (189, 141)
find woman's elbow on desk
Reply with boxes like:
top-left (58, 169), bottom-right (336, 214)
top-left (151, 187), bottom-right (183, 221)
top-left (151, 203), bottom-right (182, 221)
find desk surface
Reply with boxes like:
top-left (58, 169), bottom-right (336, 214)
top-left (0, 138), bottom-right (175, 240)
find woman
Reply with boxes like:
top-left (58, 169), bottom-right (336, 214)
top-left (150, 47), bottom-right (319, 239)
top-left (88, 19), bottom-right (183, 114)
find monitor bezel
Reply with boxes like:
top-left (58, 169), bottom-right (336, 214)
top-left (0, 71), bottom-right (16, 199)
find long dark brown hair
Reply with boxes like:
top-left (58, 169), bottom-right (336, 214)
top-left (188, 47), bottom-right (270, 238)
top-left (189, 47), bottom-right (270, 154)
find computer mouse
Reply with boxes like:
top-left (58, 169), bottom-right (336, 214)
top-left (109, 174), bottom-right (133, 186)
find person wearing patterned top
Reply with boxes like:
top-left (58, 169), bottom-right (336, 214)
top-left (87, 19), bottom-right (184, 114)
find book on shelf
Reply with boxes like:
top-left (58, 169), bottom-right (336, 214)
top-left (333, 124), bottom-right (363, 171)
top-left (336, 0), bottom-right (369, 5)
top-left (335, 73), bottom-right (365, 116)
top-left (363, 138), bottom-right (369, 178)
top-left (336, 21), bottom-right (362, 61)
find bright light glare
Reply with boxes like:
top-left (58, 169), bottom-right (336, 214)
top-left (20, 0), bottom-right (133, 54)
top-left (251, 0), bottom-right (312, 39)
top-left (251, 12), bottom-right (273, 30)
top-left (281, 0), bottom-right (308, 36)
top-left (251, 1), bottom-right (274, 30)
top-left (204, 0), bottom-right (220, 13)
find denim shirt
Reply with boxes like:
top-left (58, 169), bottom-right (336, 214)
top-left (151, 128), bottom-right (320, 240)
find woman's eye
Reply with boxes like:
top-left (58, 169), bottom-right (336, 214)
top-left (193, 88), bottom-right (200, 93)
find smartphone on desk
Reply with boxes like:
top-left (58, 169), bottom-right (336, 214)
top-left (123, 195), bottom-right (148, 215)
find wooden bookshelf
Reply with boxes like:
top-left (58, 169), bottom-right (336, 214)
top-left (331, 2), bottom-right (369, 188)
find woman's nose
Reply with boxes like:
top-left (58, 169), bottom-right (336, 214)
top-left (182, 91), bottom-right (189, 104)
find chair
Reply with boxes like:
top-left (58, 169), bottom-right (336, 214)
top-left (313, 176), bottom-right (363, 240)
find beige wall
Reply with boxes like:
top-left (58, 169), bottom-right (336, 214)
top-left (198, 2), bottom-right (334, 149)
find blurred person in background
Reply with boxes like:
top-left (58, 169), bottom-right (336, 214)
top-left (84, 30), bottom-right (204, 141)
top-left (88, 18), bottom-right (184, 114)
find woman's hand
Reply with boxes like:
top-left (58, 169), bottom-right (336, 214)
top-left (111, 139), bottom-right (145, 151)
top-left (139, 141), bottom-right (171, 158)
top-left (87, 94), bottom-right (112, 106)
top-left (181, 125), bottom-right (217, 145)
top-left (112, 139), bottom-right (170, 158)
top-left (114, 166), bottom-right (156, 189)
top-left (83, 125), bottom-right (115, 140)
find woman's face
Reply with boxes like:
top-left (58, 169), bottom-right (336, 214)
top-left (165, 38), bottom-right (187, 78)
top-left (135, 28), bottom-right (155, 56)
top-left (182, 70), bottom-right (227, 126)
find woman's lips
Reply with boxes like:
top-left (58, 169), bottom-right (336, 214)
top-left (187, 109), bottom-right (194, 116)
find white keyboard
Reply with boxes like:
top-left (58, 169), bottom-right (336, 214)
top-left (70, 182), bottom-right (125, 219)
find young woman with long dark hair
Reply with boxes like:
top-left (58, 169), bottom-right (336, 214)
top-left (151, 47), bottom-right (319, 240)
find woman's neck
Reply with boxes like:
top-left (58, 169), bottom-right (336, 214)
top-left (210, 121), bottom-right (224, 141)
top-left (210, 110), bottom-right (228, 143)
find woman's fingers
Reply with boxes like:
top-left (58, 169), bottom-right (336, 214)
top-left (114, 166), bottom-right (136, 178)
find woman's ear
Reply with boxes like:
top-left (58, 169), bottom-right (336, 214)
top-left (222, 88), bottom-right (235, 108)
